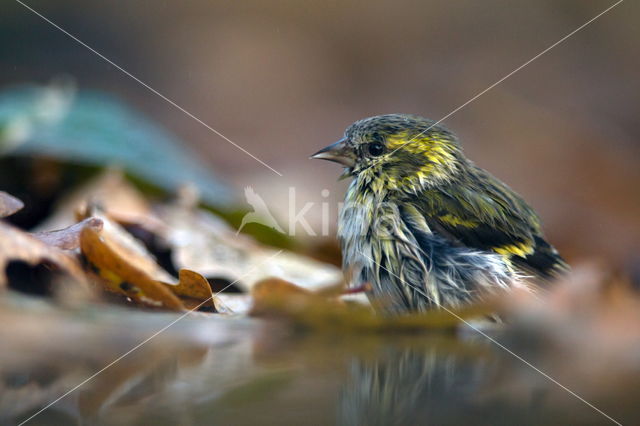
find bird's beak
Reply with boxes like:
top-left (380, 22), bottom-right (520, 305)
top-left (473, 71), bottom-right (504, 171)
top-left (310, 138), bottom-right (356, 168)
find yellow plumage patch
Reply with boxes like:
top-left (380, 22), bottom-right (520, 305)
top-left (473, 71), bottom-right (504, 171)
top-left (438, 214), bottom-right (478, 228)
top-left (427, 140), bottom-right (456, 165)
top-left (386, 131), bottom-right (416, 151)
top-left (387, 132), bottom-right (454, 161)
top-left (492, 242), bottom-right (535, 258)
top-left (386, 132), bottom-right (458, 182)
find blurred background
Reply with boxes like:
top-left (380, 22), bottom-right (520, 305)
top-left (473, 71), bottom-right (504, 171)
top-left (3, 3), bottom-right (640, 424)
top-left (2, 0), bottom-right (639, 265)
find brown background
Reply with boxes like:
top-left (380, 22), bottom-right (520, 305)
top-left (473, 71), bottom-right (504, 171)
top-left (2, 0), bottom-right (639, 264)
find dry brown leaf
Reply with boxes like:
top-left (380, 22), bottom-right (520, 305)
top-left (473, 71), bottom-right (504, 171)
top-left (159, 269), bottom-right (220, 312)
top-left (80, 226), bottom-right (185, 311)
top-left (250, 278), bottom-right (495, 332)
top-left (251, 278), bottom-right (317, 316)
top-left (0, 221), bottom-right (88, 289)
top-left (32, 217), bottom-right (104, 250)
top-left (0, 191), bottom-right (24, 218)
top-left (78, 208), bottom-right (175, 283)
top-left (76, 206), bottom-right (217, 312)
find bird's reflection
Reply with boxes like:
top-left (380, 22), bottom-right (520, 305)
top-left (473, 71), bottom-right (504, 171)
top-left (338, 336), bottom-right (496, 426)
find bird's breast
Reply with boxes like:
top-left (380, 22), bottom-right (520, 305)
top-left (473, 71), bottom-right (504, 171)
top-left (338, 185), bottom-right (378, 278)
top-left (338, 181), bottom-right (417, 289)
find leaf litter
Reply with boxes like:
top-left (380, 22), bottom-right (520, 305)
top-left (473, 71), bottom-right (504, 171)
top-left (0, 220), bottom-right (89, 291)
top-left (0, 169), bottom-right (501, 331)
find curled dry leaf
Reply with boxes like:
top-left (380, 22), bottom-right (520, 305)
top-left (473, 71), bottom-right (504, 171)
top-left (78, 208), bottom-right (175, 283)
top-left (0, 191), bottom-right (24, 218)
top-left (0, 221), bottom-right (88, 289)
top-left (159, 269), bottom-right (220, 312)
top-left (32, 217), bottom-right (104, 250)
top-left (46, 191), bottom-right (220, 311)
top-left (80, 226), bottom-right (185, 311)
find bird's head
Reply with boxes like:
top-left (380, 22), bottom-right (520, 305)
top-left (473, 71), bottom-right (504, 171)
top-left (311, 114), bottom-right (464, 192)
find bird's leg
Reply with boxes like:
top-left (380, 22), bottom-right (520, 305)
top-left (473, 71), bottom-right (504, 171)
top-left (343, 282), bottom-right (372, 294)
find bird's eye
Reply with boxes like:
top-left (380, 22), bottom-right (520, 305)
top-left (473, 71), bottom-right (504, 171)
top-left (367, 142), bottom-right (385, 157)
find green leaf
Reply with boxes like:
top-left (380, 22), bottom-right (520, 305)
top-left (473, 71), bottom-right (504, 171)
top-left (0, 83), bottom-right (234, 205)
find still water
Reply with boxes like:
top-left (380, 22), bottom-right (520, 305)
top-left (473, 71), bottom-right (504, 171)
top-left (0, 295), bottom-right (631, 426)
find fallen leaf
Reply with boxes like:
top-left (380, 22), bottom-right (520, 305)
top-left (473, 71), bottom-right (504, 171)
top-left (47, 195), bottom-right (219, 312)
top-left (0, 221), bottom-right (88, 290)
top-left (0, 191), bottom-right (24, 218)
top-left (78, 207), bottom-right (175, 284)
top-left (250, 278), bottom-right (316, 316)
top-left (80, 226), bottom-right (184, 311)
top-left (32, 217), bottom-right (103, 250)
top-left (159, 269), bottom-right (220, 312)
top-left (250, 278), bottom-right (496, 332)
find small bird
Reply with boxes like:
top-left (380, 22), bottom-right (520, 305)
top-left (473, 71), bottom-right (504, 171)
top-left (311, 114), bottom-right (567, 314)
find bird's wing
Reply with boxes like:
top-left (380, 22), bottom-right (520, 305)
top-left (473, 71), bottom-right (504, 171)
top-left (413, 167), bottom-right (567, 279)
